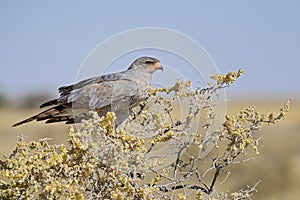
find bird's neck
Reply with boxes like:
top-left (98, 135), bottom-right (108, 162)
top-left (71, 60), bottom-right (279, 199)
top-left (128, 69), bottom-right (152, 81)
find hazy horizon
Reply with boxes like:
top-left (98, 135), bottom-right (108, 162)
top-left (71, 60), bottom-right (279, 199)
top-left (1, 1), bottom-right (300, 100)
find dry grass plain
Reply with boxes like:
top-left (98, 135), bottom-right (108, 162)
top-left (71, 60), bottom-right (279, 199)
top-left (0, 100), bottom-right (299, 199)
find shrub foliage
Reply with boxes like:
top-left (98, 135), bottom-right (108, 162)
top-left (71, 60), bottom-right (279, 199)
top-left (0, 70), bottom-right (290, 199)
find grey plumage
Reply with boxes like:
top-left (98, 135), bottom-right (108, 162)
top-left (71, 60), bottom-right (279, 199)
top-left (13, 56), bottom-right (162, 127)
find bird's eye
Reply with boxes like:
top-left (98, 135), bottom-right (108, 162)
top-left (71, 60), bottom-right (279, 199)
top-left (145, 61), bottom-right (155, 65)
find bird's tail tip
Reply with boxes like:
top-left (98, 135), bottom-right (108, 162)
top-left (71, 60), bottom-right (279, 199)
top-left (12, 105), bottom-right (67, 127)
top-left (12, 116), bottom-right (37, 127)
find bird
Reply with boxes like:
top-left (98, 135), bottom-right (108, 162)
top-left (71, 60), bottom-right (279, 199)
top-left (13, 56), bottom-right (163, 127)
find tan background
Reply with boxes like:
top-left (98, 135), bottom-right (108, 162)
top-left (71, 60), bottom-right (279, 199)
top-left (1, 100), bottom-right (299, 199)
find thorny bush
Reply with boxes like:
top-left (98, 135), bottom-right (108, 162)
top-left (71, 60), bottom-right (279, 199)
top-left (0, 69), bottom-right (290, 199)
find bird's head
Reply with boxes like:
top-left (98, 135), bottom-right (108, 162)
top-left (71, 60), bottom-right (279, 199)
top-left (128, 56), bottom-right (163, 73)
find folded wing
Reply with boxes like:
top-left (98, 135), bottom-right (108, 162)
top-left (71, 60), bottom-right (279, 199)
top-left (13, 73), bottom-right (139, 127)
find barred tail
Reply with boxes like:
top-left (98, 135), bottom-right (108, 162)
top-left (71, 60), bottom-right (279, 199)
top-left (12, 105), bottom-right (67, 127)
top-left (12, 115), bottom-right (39, 127)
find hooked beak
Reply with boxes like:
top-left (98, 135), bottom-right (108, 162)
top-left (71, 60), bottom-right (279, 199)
top-left (150, 62), bottom-right (163, 73)
top-left (158, 64), bottom-right (163, 71)
top-left (155, 62), bottom-right (163, 71)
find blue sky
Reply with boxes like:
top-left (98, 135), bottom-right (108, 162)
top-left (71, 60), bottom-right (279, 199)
top-left (0, 1), bottom-right (299, 100)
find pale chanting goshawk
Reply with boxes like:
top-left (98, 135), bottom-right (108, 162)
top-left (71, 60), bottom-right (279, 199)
top-left (13, 56), bottom-right (163, 127)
